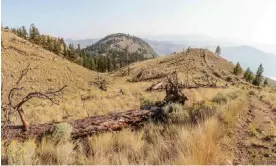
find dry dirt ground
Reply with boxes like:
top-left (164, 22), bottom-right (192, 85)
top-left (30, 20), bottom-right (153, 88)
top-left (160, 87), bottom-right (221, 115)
top-left (234, 95), bottom-right (276, 165)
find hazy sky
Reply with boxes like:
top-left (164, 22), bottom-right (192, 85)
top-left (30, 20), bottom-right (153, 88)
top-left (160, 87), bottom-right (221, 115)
top-left (2, 0), bottom-right (276, 44)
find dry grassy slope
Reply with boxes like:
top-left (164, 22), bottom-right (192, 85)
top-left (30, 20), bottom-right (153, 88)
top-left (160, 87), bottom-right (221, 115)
top-left (1, 29), bottom-right (241, 125)
top-left (1, 29), bottom-right (100, 99)
top-left (115, 48), bottom-right (239, 86)
top-left (1, 30), bottom-right (169, 125)
top-left (1, 30), bottom-right (117, 124)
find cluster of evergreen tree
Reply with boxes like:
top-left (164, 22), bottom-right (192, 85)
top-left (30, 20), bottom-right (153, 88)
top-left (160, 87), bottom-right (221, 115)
top-left (233, 62), bottom-right (268, 86)
top-left (233, 62), bottom-right (243, 75)
top-left (9, 24), bottom-right (68, 56)
top-left (7, 24), bottom-right (152, 73)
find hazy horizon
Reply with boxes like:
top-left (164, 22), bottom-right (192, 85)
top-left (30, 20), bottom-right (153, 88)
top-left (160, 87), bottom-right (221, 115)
top-left (2, 0), bottom-right (276, 46)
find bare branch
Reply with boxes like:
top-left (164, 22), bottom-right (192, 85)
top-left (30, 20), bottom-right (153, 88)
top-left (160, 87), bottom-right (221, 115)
top-left (16, 64), bottom-right (30, 84)
top-left (15, 85), bottom-right (67, 109)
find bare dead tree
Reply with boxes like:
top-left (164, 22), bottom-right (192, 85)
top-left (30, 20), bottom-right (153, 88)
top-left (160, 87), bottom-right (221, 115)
top-left (2, 65), bottom-right (67, 133)
top-left (80, 95), bottom-right (90, 118)
top-left (89, 75), bottom-right (108, 91)
top-left (164, 71), bottom-right (188, 105)
top-left (16, 64), bottom-right (30, 84)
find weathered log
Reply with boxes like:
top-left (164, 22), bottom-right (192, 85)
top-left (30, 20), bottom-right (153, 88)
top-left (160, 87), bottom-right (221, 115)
top-left (2, 109), bottom-right (152, 141)
top-left (146, 81), bottom-right (164, 91)
top-left (147, 83), bottom-right (227, 91)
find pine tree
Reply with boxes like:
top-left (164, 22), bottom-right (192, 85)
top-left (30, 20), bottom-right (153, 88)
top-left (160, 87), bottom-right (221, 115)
top-left (244, 67), bottom-right (254, 82)
top-left (233, 62), bottom-right (243, 75)
top-left (16, 27), bottom-right (23, 38)
top-left (244, 67), bottom-right (250, 78)
top-left (252, 64), bottom-right (264, 86)
top-left (264, 79), bottom-right (268, 86)
top-left (21, 26), bottom-right (28, 39)
top-left (62, 40), bottom-right (67, 57)
top-left (29, 24), bottom-right (41, 44)
top-left (77, 44), bottom-right (81, 54)
top-left (89, 57), bottom-right (96, 70)
top-left (245, 71), bottom-right (254, 82)
top-left (40, 35), bottom-right (47, 49)
top-left (68, 43), bottom-right (75, 58)
top-left (215, 45), bottom-right (221, 56)
top-left (53, 39), bottom-right (61, 55)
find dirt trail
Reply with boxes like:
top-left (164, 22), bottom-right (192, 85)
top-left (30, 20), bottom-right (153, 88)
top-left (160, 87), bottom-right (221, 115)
top-left (234, 95), bottom-right (276, 165)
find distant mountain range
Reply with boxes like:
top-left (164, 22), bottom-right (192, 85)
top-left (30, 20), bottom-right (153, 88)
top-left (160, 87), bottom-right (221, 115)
top-left (65, 34), bottom-right (276, 79)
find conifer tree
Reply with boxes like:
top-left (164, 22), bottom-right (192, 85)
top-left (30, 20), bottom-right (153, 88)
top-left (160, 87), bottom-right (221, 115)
top-left (244, 67), bottom-right (250, 78)
top-left (244, 67), bottom-right (254, 82)
top-left (252, 64), bottom-right (264, 86)
top-left (264, 79), bottom-right (268, 87)
top-left (233, 62), bottom-right (243, 75)
top-left (21, 26), bottom-right (28, 39)
top-left (29, 24), bottom-right (40, 44)
top-left (245, 71), bottom-right (254, 83)
top-left (215, 45), bottom-right (221, 56)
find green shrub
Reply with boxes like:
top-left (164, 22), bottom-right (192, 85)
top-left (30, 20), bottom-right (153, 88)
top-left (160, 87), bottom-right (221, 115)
top-left (227, 91), bottom-right (240, 100)
top-left (188, 100), bottom-right (217, 124)
top-left (163, 103), bottom-right (189, 123)
top-left (52, 123), bottom-right (73, 143)
top-left (163, 101), bottom-right (217, 124)
top-left (212, 93), bottom-right (228, 104)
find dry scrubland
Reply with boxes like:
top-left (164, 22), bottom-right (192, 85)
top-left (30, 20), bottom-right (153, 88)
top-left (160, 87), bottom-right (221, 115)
top-left (2, 90), bottom-right (248, 164)
top-left (1, 29), bottom-right (239, 125)
top-left (2, 30), bottom-right (276, 164)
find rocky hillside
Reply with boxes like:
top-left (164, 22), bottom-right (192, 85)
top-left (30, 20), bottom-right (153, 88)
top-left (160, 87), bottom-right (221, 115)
top-left (85, 33), bottom-right (158, 58)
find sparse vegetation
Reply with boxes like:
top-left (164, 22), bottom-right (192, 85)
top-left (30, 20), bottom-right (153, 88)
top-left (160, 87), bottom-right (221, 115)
top-left (233, 62), bottom-right (243, 75)
top-left (212, 92), bottom-right (228, 104)
top-left (51, 123), bottom-right (73, 143)
top-left (252, 64), bottom-right (264, 86)
top-left (244, 67), bottom-right (254, 82)
top-left (9, 25), bottom-right (157, 73)
top-left (3, 90), bottom-right (248, 165)
top-left (2, 28), bottom-right (276, 165)
top-left (215, 45), bottom-right (221, 56)
top-left (263, 79), bottom-right (268, 87)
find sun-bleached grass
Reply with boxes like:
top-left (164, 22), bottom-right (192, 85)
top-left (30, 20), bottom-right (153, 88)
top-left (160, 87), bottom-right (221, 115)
top-left (2, 89), bottom-right (249, 165)
top-left (6, 140), bottom-right (37, 165)
top-left (174, 117), bottom-right (223, 164)
top-left (259, 89), bottom-right (276, 109)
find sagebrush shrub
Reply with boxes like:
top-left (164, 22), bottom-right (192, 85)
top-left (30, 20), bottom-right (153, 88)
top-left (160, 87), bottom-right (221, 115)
top-left (212, 93), bottom-right (228, 104)
top-left (52, 123), bottom-right (73, 143)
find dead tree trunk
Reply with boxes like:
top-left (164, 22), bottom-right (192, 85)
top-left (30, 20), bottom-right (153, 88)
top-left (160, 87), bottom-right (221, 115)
top-left (2, 64), bottom-right (67, 133)
top-left (18, 108), bottom-right (29, 131)
top-left (2, 109), bottom-right (153, 141)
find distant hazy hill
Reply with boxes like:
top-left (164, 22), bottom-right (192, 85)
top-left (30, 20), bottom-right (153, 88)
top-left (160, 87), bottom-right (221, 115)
top-left (65, 38), bottom-right (186, 56)
top-left (84, 33), bottom-right (158, 59)
top-left (66, 36), bottom-right (276, 79)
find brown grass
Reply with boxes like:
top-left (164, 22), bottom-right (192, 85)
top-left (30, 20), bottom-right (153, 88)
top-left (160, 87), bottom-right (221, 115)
top-left (2, 90), bottom-right (249, 165)
top-left (1, 30), bottom-right (252, 165)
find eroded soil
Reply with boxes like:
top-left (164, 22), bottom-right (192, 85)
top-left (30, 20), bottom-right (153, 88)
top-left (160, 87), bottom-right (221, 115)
top-left (234, 95), bottom-right (276, 165)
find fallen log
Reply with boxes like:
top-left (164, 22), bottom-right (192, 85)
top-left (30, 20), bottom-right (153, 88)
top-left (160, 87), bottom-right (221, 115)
top-left (146, 83), bottom-right (227, 91)
top-left (146, 81), bottom-right (164, 91)
top-left (2, 109), bottom-right (152, 141)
